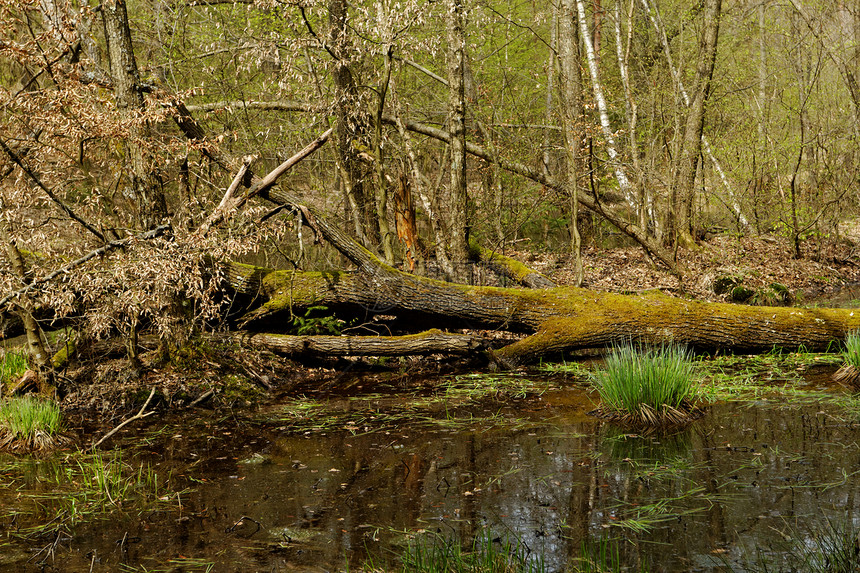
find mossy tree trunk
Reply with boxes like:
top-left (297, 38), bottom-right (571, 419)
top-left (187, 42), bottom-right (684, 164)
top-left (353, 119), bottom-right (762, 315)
top-left (227, 259), bottom-right (860, 366)
top-left (227, 190), bottom-right (860, 367)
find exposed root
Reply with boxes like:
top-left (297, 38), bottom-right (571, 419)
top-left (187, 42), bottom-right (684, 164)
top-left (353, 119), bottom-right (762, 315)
top-left (0, 430), bottom-right (73, 454)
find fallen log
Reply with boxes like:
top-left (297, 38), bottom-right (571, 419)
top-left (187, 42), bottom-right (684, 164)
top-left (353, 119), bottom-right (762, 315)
top-left (238, 329), bottom-right (488, 357)
top-left (217, 187), bottom-right (860, 366)
top-left (224, 261), bottom-right (860, 366)
top-left (225, 263), bottom-right (860, 367)
top-left (163, 111), bottom-right (860, 367)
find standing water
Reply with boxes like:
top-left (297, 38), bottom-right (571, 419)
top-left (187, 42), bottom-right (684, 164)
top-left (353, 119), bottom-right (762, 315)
top-left (1, 364), bottom-right (859, 572)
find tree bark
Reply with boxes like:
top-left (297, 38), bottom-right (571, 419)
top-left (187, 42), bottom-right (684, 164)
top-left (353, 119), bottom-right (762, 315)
top-left (575, 0), bottom-right (634, 206)
top-left (327, 0), bottom-right (376, 244)
top-left (559, 0), bottom-right (584, 285)
top-left (224, 191), bottom-right (860, 367)
top-left (468, 239), bottom-right (556, 289)
top-left (373, 46), bottom-right (395, 264)
top-left (102, 0), bottom-right (167, 230)
top-left (239, 329), bottom-right (487, 357)
top-left (446, 0), bottom-right (470, 280)
top-left (668, 0), bottom-right (722, 249)
top-left (2, 233), bottom-right (52, 393)
top-left (639, 0), bottom-right (748, 232)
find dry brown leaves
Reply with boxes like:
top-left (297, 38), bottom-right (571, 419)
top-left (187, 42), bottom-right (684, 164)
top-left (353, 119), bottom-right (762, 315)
top-left (522, 233), bottom-right (860, 303)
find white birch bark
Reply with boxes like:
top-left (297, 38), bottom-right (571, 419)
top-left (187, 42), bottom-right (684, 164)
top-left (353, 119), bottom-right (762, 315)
top-left (574, 0), bottom-right (633, 205)
top-left (613, 0), bottom-right (653, 229)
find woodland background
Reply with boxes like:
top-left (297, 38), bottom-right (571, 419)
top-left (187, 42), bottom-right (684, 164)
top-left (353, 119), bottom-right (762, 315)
top-left (1, 0), bottom-right (859, 378)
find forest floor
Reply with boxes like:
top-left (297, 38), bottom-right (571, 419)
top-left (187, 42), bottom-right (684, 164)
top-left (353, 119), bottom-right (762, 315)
top-left (523, 229), bottom-right (860, 304)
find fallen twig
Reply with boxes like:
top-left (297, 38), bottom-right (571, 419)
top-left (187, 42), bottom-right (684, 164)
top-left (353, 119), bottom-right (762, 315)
top-left (92, 387), bottom-right (157, 448)
top-left (188, 389), bottom-right (215, 408)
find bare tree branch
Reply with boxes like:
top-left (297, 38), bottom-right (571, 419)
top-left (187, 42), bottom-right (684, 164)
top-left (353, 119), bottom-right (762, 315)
top-left (92, 387), bottom-right (157, 448)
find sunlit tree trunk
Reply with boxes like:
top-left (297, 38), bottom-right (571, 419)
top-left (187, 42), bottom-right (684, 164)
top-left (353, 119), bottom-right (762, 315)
top-left (224, 194), bottom-right (860, 367)
top-left (446, 0), bottom-right (470, 281)
top-left (559, 0), bottom-right (583, 285)
top-left (103, 0), bottom-right (167, 230)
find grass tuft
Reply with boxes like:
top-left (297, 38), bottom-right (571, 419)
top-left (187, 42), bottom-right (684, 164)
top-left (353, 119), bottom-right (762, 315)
top-left (833, 330), bottom-right (860, 388)
top-left (0, 396), bottom-right (69, 452)
top-left (0, 351), bottom-right (27, 384)
top-left (592, 341), bottom-right (700, 427)
top-left (398, 531), bottom-right (545, 573)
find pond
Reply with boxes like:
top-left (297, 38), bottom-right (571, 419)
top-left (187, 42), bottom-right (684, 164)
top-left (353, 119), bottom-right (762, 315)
top-left (2, 359), bottom-right (860, 572)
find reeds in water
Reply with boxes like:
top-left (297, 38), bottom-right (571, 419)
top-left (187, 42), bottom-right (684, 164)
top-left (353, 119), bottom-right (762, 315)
top-left (0, 396), bottom-right (70, 452)
top-left (833, 330), bottom-right (860, 388)
top-left (592, 341), bottom-right (701, 428)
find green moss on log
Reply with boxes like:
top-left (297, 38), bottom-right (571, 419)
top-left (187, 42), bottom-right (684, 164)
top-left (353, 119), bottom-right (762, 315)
top-left (224, 261), bottom-right (860, 366)
top-left (468, 238), bottom-right (555, 288)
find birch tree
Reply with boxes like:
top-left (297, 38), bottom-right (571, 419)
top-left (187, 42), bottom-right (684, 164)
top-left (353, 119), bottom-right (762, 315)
top-left (446, 0), bottom-right (470, 279)
top-left (575, 0), bottom-right (634, 207)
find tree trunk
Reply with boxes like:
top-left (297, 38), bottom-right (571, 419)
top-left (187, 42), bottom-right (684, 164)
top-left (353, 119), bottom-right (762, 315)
top-left (374, 47), bottom-right (395, 264)
top-left (3, 233), bottom-right (52, 393)
top-left (102, 0), bottom-right (167, 230)
top-left (614, 0), bottom-right (650, 237)
top-left (560, 0), bottom-right (584, 285)
top-left (575, 0), bottom-right (634, 206)
top-left (640, 0), bottom-right (748, 233)
top-left (468, 239), bottom-right (555, 289)
top-left (239, 329), bottom-right (487, 357)
top-left (668, 0), bottom-right (722, 249)
top-left (446, 0), bottom-right (470, 280)
top-left (225, 190), bottom-right (860, 367)
top-left (328, 0), bottom-right (376, 245)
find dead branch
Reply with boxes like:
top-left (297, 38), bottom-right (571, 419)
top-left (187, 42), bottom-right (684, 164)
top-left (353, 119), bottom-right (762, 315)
top-left (196, 156), bottom-right (253, 236)
top-left (246, 127), bottom-right (333, 198)
top-left (0, 136), bottom-right (106, 243)
top-left (92, 387), bottom-right (157, 449)
top-left (239, 329), bottom-right (488, 357)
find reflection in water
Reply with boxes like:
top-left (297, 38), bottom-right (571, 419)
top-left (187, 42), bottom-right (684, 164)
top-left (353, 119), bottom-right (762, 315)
top-left (2, 388), bottom-right (860, 572)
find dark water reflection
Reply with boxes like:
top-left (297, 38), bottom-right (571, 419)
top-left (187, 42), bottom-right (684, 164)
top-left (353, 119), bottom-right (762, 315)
top-left (5, 383), bottom-right (860, 572)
